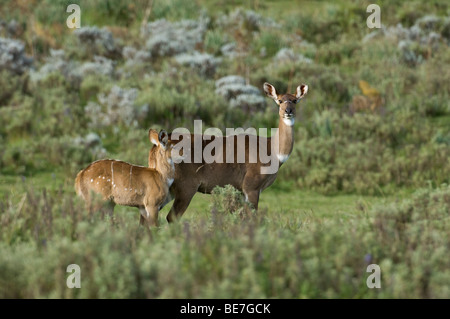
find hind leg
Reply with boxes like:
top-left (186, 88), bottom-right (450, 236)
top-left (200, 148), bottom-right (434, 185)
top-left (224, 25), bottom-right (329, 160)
top-left (139, 209), bottom-right (146, 226)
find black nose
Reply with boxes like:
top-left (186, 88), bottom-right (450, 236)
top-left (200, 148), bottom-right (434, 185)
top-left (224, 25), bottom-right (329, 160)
top-left (285, 107), bottom-right (293, 115)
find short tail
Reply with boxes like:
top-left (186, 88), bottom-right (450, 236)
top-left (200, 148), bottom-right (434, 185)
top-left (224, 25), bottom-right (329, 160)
top-left (74, 170), bottom-right (84, 199)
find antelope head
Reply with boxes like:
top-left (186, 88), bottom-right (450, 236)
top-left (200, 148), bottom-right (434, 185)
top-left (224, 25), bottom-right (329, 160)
top-left (148, 129), bottom-right (174, 181)
top-left (263, 82), bottom-right (308, 126)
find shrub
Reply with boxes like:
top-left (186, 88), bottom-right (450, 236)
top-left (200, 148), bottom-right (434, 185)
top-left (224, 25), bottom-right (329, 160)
top-left (211, 184), bottom-right (246, 215)
top-left (273, 48), bottom-right (313, 65)
top-left (174, 51), bottom-right (220, 77)
top-left (30, 50), bottom-right (116, 90)
top-left (0, 37), bottom-right (32, 75)
top-left (84, 85), bottom-right (142, 129)
top-left (73, 26), bottom-right (120, 59)
top-left (79, 56), bottom-right (115, 78)
top-left (122, 46), bottom-right (152, 66)
top-left (1, 184), bottom-right (448, 298)
top-left (141, 18), bottom-right (208, 57)
top-left (204, 29), bottom-right (228, 55)
top-left (215, 75), bottom-right (266, 113)
top-left (0, 69), bottom-right (28, 105)
top-left (72, 132), bottom-right (107, 161)
top-left (0, 18), bottom-right (22, 38)
top-left (30, 49), bottom-right (79, 87)
top-left (281, 110), bottom-right (450, 194)
top-left (216, 8), bottom-right (280, 33)
top-left (220, 42), bottom-right (240, 58)
top-left (363, 14), bottom-right (448, 67)
top-left (135, 70), bottom-right (233, 129)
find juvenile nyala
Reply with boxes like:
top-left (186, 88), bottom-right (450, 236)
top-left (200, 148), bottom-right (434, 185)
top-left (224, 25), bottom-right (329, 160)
top-left (75, 129), bottom-right (174, 227)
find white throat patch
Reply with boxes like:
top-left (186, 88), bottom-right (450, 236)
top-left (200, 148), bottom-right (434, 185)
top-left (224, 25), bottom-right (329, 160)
top-left (283, 117), bottom-right (295, 126)
top-left (277, 154), bottom-right (290, 163)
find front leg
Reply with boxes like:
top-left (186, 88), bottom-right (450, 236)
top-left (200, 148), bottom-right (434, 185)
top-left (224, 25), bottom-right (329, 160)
top-left (143, 204), bottom-right (159, 227)
top-left (166, 183), bottom-right (197, 223)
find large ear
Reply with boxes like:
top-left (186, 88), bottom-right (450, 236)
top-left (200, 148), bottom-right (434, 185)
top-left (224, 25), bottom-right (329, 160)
top-left (158, 130), bottom-right (169, 148)
top-left (149, 128), bottom-right (159, 145)
top-left (296, 84), bottom-right (308, 100)
top-left (263, 82), bottom-right (278, 101)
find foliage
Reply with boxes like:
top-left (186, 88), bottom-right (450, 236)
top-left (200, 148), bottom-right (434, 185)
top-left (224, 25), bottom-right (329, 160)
top-left (0, 0), bottom-right (449, 299)
top-left (0, 37), bottom-right (33, 75)
top-left (0, 184), bottom-right (448, 298)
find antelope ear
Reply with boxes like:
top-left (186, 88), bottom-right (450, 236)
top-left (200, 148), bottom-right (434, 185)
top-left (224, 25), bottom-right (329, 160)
top-left (296, 84), bottom-right (308, 100)
top-left (263, 82), bottom-right (278, 101)
top-left (158, 130), bottom-right (169, 147)
top-left (149, 129), bottom-right (159, 145)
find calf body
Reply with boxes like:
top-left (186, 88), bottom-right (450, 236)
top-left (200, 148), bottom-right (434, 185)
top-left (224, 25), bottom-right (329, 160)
top-left (75, 129), bottom-right (173, 227)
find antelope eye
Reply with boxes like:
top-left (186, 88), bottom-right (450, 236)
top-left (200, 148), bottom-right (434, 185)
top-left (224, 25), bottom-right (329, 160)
top-left (278, 100), bottom-right (283, 104)
top-left (293, 99), bottom-right (298, 104)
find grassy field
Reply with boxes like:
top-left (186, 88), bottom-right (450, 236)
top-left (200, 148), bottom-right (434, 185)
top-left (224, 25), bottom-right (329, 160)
top-left (0, 0), bottom-right (449, 299)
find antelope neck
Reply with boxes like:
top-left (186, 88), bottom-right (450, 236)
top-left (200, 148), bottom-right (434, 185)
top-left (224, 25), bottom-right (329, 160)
top-left (155, 153), bottom-right (175, 179)
top-left (275, 116), bottom-right (295, 159)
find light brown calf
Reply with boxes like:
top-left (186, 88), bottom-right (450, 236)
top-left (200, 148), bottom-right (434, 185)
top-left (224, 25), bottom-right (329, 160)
top-left (75, 129), bottom-right (174, 227)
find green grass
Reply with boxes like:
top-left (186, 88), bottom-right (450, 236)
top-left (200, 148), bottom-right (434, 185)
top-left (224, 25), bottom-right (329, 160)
top-left (0, 171), bottom-right (399, 227)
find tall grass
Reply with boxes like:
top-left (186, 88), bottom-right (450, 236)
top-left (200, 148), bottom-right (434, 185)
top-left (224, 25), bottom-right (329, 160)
top-left (0, 184), bottom-right (449, 298)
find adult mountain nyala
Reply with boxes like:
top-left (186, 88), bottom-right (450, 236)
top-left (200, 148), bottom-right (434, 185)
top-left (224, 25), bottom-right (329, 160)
top-left (147, 82), bottom-right (308, 223)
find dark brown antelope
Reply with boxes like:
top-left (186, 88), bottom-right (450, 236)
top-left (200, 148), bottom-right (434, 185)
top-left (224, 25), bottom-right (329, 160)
top-left (75, 129), bottom-right (174, 227)
top-left (148, 82), bottom-right (308, 223)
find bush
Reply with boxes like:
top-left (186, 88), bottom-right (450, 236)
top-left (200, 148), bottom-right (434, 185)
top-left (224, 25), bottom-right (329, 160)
top-left (273, 48), bottom-right (313, 65)
top-left (0, 37), bottom-right (32, 75)
top-left (84, 85), bottom-right (142, 129)
top-left (0, 184), bottom-right (448, 298)
top-left (73, 26), bottom-right (120, 59)
top-left (211, 185), bottom-right (246, 215)
top-left (215, 75), bottom-right (266, 113)
top-left (141, 18), bottom-right (208, 57)
top-left (279, 110), bottom-right (450, 194)
top-left (30, 50), bottom-right (116, 90)
top-left (174, 51), bottom-right (220, 77)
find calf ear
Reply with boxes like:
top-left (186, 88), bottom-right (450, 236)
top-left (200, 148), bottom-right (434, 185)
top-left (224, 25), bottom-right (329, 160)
top-left (149, 129), bottom-right (159, 145)
top-left (263, 82), bottom-right (278, 101)
top-left (296, 84), bottom-right (308, 100)
top-left (158, 130), bottom-right (169, 148)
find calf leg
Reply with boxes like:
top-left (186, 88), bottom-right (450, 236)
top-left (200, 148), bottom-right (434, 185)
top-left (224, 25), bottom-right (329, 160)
top-left (139, 206), bottom-right (158, 227)
top-left (139, 209), bottom-right (146, 226)
top-left (144, 204), bottom-right (159, 227)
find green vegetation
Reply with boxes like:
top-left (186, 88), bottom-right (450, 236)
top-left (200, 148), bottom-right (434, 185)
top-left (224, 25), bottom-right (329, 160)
top-left (1, 184), bottom-right (449, 298)
top-left (0, 0), bottom-right (449, 298)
